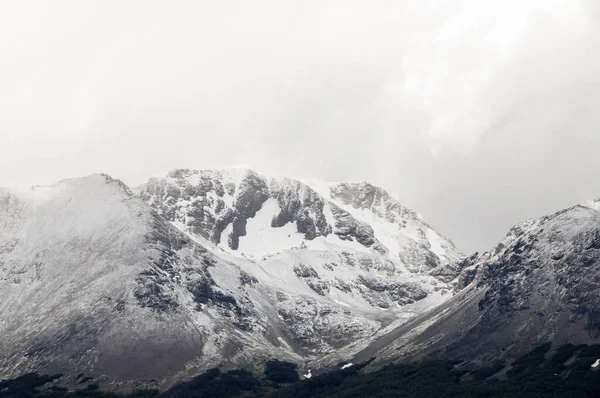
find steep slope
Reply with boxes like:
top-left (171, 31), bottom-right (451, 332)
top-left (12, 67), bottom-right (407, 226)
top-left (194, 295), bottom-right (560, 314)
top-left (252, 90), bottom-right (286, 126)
top-left (0, 170), bottom-right (463, 388)
top-left (308, 179), bottom-right (461, 269)
top-left (347, 201), bottom-right (600, 369)
top-left (0, 175), bottom-right (300, 388)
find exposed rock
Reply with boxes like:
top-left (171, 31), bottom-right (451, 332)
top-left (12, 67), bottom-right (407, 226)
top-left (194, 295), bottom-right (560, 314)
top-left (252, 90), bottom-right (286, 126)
top-left (270, 179), bottom-right (332, 240)
top-left (349, 203), bottom-right (600, 371)
top-left (293, 263), bottom-right (320, 279)
top-left (330, 203), bottom-right (377, 247)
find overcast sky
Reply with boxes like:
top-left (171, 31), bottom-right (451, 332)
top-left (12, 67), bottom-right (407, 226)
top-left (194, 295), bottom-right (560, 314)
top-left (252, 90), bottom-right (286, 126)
top-left (1, 0), bottom-right (599, 254)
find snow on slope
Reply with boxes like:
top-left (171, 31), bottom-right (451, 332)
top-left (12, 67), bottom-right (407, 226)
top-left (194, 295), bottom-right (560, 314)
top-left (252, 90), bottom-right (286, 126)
top-left (140, 168), bottom-right (461, 266)
top-left (305, 179), bottom-right (462, 267)
top-left (0, 175), bottom-right (309, 387)
top-left (235, 198), bottom-right (305, 259)
top-left (139, 168), bottom-right (464, 318)
top-left (348, 202), bottom-right (600, 371)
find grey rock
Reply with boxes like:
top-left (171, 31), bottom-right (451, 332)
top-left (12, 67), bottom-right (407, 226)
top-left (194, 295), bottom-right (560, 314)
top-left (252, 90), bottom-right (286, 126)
top-left (350, 204), bottom-right (600, 370)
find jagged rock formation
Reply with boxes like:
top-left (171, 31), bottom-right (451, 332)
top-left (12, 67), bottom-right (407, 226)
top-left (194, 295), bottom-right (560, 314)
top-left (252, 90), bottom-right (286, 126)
top-left (0, 169), bottom-right (462, 388)
top-left (138, 168), bottom-right (463, 312)
top-left (139, 169), bottom-right (461, 265)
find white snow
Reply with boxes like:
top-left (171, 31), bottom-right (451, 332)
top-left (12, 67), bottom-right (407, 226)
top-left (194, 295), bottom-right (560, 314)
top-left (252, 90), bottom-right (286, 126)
top-left (303, 370), bottom-right (312, 379)
top-left (8, 180), bottom-right (71, 204)
top-left (341, 363), bottom-right (354, 370)
top-left (592, 359), bottom-right (600, 369)
top-left (220, 223), bottom-right (233, 247)
top-left (301, 179), bottom-right (461, 267)
top-left (582, 200), bottom-right (600, 212)
top-left (235, 199), bottom-right (304, 259)
top-left (425, 228), bottom-right (448, 263)
top-left (334, 299), bottom-right (352, 308)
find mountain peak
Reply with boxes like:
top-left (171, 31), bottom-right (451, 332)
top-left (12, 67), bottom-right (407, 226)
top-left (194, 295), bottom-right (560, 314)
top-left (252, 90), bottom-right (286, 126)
top-left (139, 168), bottom-right (463, 267)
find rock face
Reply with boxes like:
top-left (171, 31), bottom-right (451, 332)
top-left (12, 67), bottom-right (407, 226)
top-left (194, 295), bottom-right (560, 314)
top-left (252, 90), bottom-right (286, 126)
top-left (0, 169), bottom-right (462, 388)
top-left (348, 202), bottom-right (600, 369)
top-left (139, 169), bottom-right (462, 265)
top-left (139, 169), bottom-right (464, 313)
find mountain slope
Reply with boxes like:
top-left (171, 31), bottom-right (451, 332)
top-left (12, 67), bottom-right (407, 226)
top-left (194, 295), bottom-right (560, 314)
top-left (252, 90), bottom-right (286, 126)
top-left (348, 201), bottom-right (600, 369)
top-left (0, 175), bottom-right (308, 388)
top-left (139, 168), bottom-right (462, 308)
top-left (0, 170), bottom-right (463, 388)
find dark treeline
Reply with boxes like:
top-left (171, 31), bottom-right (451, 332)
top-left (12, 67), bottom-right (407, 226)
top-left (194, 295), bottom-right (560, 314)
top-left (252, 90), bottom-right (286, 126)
top-left (2, 344), bottom-right (600, 398)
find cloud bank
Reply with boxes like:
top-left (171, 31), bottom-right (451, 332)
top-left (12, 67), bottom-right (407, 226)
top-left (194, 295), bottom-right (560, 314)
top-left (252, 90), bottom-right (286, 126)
top-left (1, 0), bottom-right (599, 252)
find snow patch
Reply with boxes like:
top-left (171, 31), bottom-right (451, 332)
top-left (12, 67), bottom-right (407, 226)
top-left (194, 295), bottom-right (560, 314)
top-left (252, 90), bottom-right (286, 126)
top-left (341, 363), bottom-right (353, 370)
top-left (236, 199), bottom-right (305, 259)
top-left (334, 300), bottom-right (352, 308)
top-left (425, 228), bottom-right (448, 263)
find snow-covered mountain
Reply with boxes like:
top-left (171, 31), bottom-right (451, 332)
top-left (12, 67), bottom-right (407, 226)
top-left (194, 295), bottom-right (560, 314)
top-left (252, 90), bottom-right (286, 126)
top-left (346, 200), bottom-right (600, 370)
top-left (138, 168), bottom-right (462, 306)
top-left (0, 169), bottom-right (463, 388)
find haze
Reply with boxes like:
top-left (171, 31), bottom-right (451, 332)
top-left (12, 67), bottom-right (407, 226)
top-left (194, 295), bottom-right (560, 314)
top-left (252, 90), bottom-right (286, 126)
top-left (1, 0), bottom-right (599, 254)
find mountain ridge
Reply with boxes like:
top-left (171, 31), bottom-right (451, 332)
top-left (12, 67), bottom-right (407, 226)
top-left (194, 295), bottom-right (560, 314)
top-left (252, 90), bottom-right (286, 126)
top-left (4, 169), bottom-right (598, 390)
top-left (347, 200), bottom-right (600, 370)
top-left (0, 170), bottom-right (463, 389)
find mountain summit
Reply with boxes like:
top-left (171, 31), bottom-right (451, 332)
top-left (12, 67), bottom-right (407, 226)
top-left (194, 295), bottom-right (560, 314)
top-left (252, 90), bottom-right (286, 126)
top-left (139, 168), bottom-right (461, 269)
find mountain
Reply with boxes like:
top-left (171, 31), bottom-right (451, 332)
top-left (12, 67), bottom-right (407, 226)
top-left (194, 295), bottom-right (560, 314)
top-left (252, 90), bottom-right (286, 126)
top-left (347, 200), bottom-right (600, 370)
top-left (0, 169), bottom-right (462, 388)
top-left (138, 168), bottom-right (462, 305)
top-left (138, 168), bottom-right (461, 269)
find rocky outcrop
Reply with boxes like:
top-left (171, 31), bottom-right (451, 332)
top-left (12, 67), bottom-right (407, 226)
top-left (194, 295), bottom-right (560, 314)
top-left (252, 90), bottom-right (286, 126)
top-left (270, 179), bottom-right (332, 240)
top-left (138, 169), bottom-right (461, 271)
top-left (139, 169), bottom-right (233, 244)
top-left (329, 203), bottom-right (378, 248)
top-left (228, 172), bottom-right (270, 249)
top-left (348, 202), bottom-right (600, 370)
top-left (331, 182), bottom-right (413, 224)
